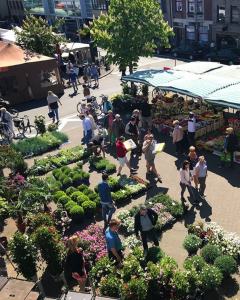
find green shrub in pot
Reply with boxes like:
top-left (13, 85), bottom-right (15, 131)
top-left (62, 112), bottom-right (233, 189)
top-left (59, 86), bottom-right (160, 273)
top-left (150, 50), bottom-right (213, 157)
top-left (214, 255), bottom-right (238, 277)
top-left (62, 177), bottom-right (72, 186)
top-left (71, 191), bottom-right (83, 202)
top-left (76, 162), bottom-right (83, 168)
top-left (83, 188), bottom-right (94, 196)
top-left (82, 200), bottom-right (96, 218)
top-left (53, 191), bottom-right (66, 203)
top-left (183, 255), bottom-right (206, 272)
top-left (59, 174), bottom-right (66, 182)
top-left (77, 184), bottom-right (88, 192)
top-left (200, 244), bottom-right (221, 264)
top-left (66, 186), bottom-right (77, 196)
top-left (72, 174), bottom-right (82, 184)
top-left (94, 196), bottom-right (102, 209)
top-left (65, 200), bottom-right (77, 213)
top-left (58, 195), bottom-right (71, 206)
top-left (76, 194), bottom-right (89, 206)
top-left (199, 265), bottom-right (223, 291)
top-left (88, 193), bottom-right (98, 201)
top-left (60, 166), bottom-right (70, 172)
top-left (146, 246), bottom-right (165, 264)
top-left (82, 172), bottom-right (90, 179)
top-left (69, 205), bottom-right (84, 223)
top-left (182, 234), bottom-right (202, 255)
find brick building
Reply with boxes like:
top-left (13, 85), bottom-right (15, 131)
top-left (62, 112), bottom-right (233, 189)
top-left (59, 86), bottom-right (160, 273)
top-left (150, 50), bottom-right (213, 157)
top-left (8, 0), bottom-right (25, 24)
top-left (212, 0), bottom-right (240, 49)
top-left (172, 0), bottom-right (213, 46)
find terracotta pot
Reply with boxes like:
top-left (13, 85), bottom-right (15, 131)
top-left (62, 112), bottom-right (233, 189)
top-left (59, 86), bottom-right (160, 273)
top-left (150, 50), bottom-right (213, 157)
top-left (15, 221), bottom-right (26, 231)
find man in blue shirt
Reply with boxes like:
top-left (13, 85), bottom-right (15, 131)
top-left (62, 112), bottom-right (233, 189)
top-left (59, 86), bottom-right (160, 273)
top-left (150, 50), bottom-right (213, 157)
top-left (90, 63), bottom-right (99, 86)
top-left (98, 174), bottom-right (115, 225)
top-left (69, 68), bottom-right (78, 93)
top-left (105, 219), bottom-right (123, 266)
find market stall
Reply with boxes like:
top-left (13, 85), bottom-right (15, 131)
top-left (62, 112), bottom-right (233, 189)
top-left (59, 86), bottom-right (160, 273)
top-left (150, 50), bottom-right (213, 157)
top-left (172, 61), bottom-right (223, 75)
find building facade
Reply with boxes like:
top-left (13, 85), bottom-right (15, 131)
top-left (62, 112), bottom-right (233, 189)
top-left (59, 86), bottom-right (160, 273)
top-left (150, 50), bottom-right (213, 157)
top-left (0, 1), bottom-right (10, 21)
top-left (172, 0), bottom-right (213, 46)
top-left (212, 0), bottom-right (240, 49)
top-left (8, 0), bottom-right (25, 24)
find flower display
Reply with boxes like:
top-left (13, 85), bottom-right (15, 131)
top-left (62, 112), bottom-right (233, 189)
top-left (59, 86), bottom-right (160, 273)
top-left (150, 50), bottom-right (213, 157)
top-left (123, 235), bottom-right (142, 249)
top-left (121, 255), bottom-right (144, 282)
top-left (187, 221), bottom-right (205, 239)
top-left (89, 256), bottom-right (115, 284)
top-left (98, 274), bottom-right (120, 298)
top-left (2, 175), bottom-right (26, 190)
top-left (152, 203), bottom-right (175, 227)
top-left (122, 278), bottom-right (147, 300)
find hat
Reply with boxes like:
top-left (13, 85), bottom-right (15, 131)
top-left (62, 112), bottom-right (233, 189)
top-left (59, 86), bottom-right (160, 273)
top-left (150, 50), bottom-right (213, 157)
top-left (0, 107), bottom-right (6, 112)
top-left (173, 120), bottom-right (179, 125)
top-left (140, 205), bottom-right (147, 211)
top-left (226, 127), bottom-right (233, 132)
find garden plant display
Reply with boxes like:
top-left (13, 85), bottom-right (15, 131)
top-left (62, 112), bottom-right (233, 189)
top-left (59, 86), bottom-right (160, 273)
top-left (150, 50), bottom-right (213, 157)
top-left (88, 156), bottom-right (116, 173)
top-left (182, 234), bottom-right (202, 255)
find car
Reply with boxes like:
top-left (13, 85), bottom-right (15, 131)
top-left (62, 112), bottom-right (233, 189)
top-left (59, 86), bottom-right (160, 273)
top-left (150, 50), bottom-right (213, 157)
top-left (172, 43), bottom-right (204, 60)
top-left (153, 38), bottom-right (172, 55)
top-left (206, 49), bottom-right (240, 65)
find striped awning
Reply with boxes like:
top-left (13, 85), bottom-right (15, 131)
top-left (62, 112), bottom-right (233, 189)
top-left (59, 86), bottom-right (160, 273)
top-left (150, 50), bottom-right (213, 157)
top-left (204, 84), bottom-right (240, 109)
top-left (172, 61), bottom-right (223, 75)
top-left (157, 75), bottom-right (240, 98)
top-left (207, 65), bottom-right (240, 81)
top-left (122, 70), bottom-right (190, 87)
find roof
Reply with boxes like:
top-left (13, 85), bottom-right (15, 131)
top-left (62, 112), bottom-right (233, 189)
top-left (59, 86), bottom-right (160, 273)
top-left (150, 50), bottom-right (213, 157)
top-left (122, 70), bottom-right (192, 87)
top-left (172, 61), bottom-right (223, 74)
top-left (207, 65), bottom-right (240, 81)
top-left (204, 84), bottom-right (240, 109)
top-left (61, 42), bottom-right (90, 52)
top-left (0, 41), bottom-right (54, 68)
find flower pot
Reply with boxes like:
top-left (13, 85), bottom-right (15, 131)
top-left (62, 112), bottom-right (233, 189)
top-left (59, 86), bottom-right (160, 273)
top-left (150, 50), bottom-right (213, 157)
top-left (73, 180), bottom-right (82, 187)
top-left (0, 236), bottom-right (8, 248)
top-left (83, 178), bottom-right (90, 185)
top-left (63, 183), bottom-right (72, 189)
top-left (15, 220), bottom-right (26, 231)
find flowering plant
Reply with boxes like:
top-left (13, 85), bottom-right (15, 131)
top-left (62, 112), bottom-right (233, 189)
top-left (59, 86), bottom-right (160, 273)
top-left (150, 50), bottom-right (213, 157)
top-left (2, 175), bottom-right (26, 190)
top-left (115, 210), bottom-right (131, 221)
top-left (169, 270), bottom-right (196, 299)
top-left (52, 206), bottom-right (72, 230)
top-left (122, 278), bottom-right (147, 300)
top-left (123, 216), bottom-right (135, 234)
top-left (8, 232), bottom-right (38, 279)
top-left (27, 213), bottom-right (55, 233)
top-left (152, 203), bottom-right (175, 227)
top-left (159, 256), bottom-right (178, 289)
top-left (183, 256), bottom-right (206, 272)
top-left (146, 246), bottom-right (165, 264)
top-left (89, 256), bottom-right (115, 284)
top-left (199, 265), bottom-right (223, 291)
top-left (182, 234), bottom-right (202, 255)
top-left (145, 262), bottom-right (164, 292)
top-left (121, 255), bottom-right (144, 282)
top-left (123, 235), bottom-right (142, 249)
top-left (187, 221), bottom-right (205, 239)
top-left (214, 255), bottom-right (237, 277)
top-left (98, 274), bottom-right (120, 298)
top-left (200, 244), bottom-right (221, 264)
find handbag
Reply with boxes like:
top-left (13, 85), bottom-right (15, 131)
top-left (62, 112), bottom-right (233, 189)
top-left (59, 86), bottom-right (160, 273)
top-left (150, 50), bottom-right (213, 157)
top-left (221, 151), bottom-right (231, 162)
top-left (48, 111), bottom-right (55, 118)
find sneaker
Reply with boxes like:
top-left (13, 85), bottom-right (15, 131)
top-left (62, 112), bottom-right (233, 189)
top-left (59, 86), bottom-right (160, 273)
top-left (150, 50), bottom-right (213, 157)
top-left (217, 165), bottom-right (224, 169)
top-left (141, 128), bottom-right (146, 131)
top-left (157, 176), bottom-right (162, 183)
top-left (117, 173), bottom-right (121, 176)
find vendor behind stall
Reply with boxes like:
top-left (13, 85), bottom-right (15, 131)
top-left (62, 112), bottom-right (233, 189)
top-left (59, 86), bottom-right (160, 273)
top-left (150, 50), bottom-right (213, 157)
top-left (188, 112), bottom-right (196, 146)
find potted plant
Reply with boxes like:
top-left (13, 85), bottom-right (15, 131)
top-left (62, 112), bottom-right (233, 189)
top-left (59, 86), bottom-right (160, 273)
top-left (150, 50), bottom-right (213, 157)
top-left (105, 163), bottom-right (117, 174)
top-left (65, 200), bottom-right (77, 213)
top-left (53, 191), bottom-right (66, 203)
top-left (34, 115), bottom-right (46, 135)
top-left (122, 277), bottom-right (147, 300)
top-left (89, 256), bottom-right (115, 284)
top-left (58, 195), bottom-right (71, 207)
top-left (78, 184), bottom-right (88, 192)
top-left (72, 173), bottom-right (83, 186)
top-left (52, 206), bottom-right (72, 232)
top-left (27, 212), bottom-right (55, 234)
top-left (81, 200), bottom-right (96, 218)
top-left (121, 255), bottom-right (143, 282)
top-left (200, 244), bottom-right (221, 264)
top-left (214, 255), bottom-right (238, 278)
top-left (183, 255), bottom-right (206, 272)
top-left (62, 176), bottom-right (72, 189)
top-left (69, 205), bottom-right (84, 224)
top-left (82, 172), bottom-right (90, 184)
top-left (94, 196), bottom-right (102, 213)
top-left (65, 186), bottom-right (77, 196)
top-left (199, 265), bottom-right (223, 292)
top-left (182, 234), bottom-right (202, 255)
top-left (8, 231), bottom-right (38, 280)
top-left (76, 194), bottom-right (89, 206)
top-left (98, 274), bottom-right (120, 298)
top-left (146, 246), bottom-right (165, 264)
top-left (76, 162), bottom-right (83, 169)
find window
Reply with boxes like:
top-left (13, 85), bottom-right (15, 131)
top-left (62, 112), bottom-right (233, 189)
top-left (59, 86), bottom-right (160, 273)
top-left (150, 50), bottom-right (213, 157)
top-left (217, 5), bottom-right (225, 22)
top-left (188, 0), bottom-right (195, 13)
top-left (199, 26), bottom-right (208, 42)
top-left (39, 69), bottom-right (58, 88)
top-left (0, 76), bottom-right (18, 96)
top-left (186, 25), bottom-right (195, 40)
top-left (9, 1), bottom-right (12, 9)
top-left (231, 6), bottom-right (239, 23)
top-left (197, 0), bottom-right (202, 13)
top-left (92, 0), bottom-right (106, 10)
top-left (23, 0), bottom-right (45, 14)
top-left (176, 0), bottom-right (182, 12)
top-left (12, 1), bottom-right (16, 9)
top-left (16, 1), bottom-right (19, 9)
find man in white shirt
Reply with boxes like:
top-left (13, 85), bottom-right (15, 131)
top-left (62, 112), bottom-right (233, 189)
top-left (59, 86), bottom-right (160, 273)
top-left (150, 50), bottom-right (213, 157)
top-left (188, 112), bottom-right (196, 146)
top-left (79, 114), bottom-right (92, 145)
top-left (210, 41), bottom-right (215, 53)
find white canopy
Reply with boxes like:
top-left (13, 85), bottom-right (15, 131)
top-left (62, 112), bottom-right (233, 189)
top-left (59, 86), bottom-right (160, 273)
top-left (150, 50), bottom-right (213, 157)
top-left (60, 43), bottom-right (90, 52)
top-left (172, 61), bottom-right (223, 75)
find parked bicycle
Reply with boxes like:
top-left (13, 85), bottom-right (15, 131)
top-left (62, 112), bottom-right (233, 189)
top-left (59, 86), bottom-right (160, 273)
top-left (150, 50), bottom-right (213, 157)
top-left (0, 122), bottom-right (12, 144)
top-left (0, 99), bottom-right (19, 118)
top-left (77, 96), bottom-right (102, 117)
top-left (13, 115), bottom-right (38, 138)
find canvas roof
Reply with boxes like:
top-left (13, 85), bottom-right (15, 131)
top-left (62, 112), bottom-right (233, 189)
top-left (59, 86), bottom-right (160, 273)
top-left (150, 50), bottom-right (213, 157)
top-left (0, 41), bottom-right (54, 68)
top-left (207, 65), bottom-right (240, 81)
top-left (172, 61), bottom-right (223, 74)
top-left (61, 42), bottom-right (90, 52)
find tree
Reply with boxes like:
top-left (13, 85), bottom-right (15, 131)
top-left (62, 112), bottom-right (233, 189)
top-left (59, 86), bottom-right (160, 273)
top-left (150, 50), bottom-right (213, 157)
top-left (82, 0), bottom-right (174, 73)
top-left (13, 15), bottom-right (69, 56)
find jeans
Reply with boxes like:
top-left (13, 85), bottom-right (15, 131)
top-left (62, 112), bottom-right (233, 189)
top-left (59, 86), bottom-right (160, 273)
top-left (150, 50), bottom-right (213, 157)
top-left (108, 249), bottom-right (123, 266)
top-left (175, 140), bottom-right (184, 154)
top-left (141, 228), bottom-right (159, 251)
top-left (180, 181), bottom-right (192, 198)
top-left (188, 131), bottom-right (195, 145)
top-left (51, 108), bottom-right (59, 121)
top-left (221, 151), bottom-right (235, 169)
top-left (102, 203), bottom-right (115, 223)
top-left (84, 129), bottom-right (92, 145)
top-left (71, 80), bottom-right (78, 91)
top-left (198, 176), bottom-right (206, 196)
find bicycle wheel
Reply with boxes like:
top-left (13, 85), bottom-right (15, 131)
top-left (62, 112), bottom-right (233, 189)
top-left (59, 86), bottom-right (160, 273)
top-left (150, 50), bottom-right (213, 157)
top-left (94, 103), bottom-right (102, 116)
top-left (23, 125), bottom-right (38, 138)
top-left (0, 128), bottom-right (11, 144)
top-left (76, 102), bottom-right (82, 115)
top-left (9, 109), bottom-right (19, 118)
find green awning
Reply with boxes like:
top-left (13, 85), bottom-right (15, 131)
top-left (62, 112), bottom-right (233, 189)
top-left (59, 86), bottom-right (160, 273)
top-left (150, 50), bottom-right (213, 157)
top-left (158, 75), bottom-right (240, 98)
top-left (122, 70), bottom-right (188, 87)
top-left (204, 84), bottom-right (240, 109)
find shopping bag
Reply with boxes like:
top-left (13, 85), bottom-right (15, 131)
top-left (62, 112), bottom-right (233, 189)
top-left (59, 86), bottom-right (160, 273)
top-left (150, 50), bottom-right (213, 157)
top-left (152, 143), bottom-right (165, 154)
top-left (103, 128), bottom-right (108, 139)
top-left (124, 139), bottom-right (137, 151)
top-left (111, 134), bottom-right (116, 144)
top-left (221, 151), bottom-right (231, 162)
top-left (48, 111), bottom-right (55, 118)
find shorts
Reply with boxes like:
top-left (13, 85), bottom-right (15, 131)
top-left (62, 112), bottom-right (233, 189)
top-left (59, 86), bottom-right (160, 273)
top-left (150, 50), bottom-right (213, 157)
top-left (118, 156), bottom-right (129, 167)
top-left (72, 271), bottom-right (87, 281)
top-left (101, 140), bottom-right (105, 147)
top-left (147, 159), bottom-right (155, 167)
top-left (190, 167), bottom-right (196, 176)
top-left (92, 73), bottom-right (99, 80)
top-left (142, 116), bottom-right (152, 123)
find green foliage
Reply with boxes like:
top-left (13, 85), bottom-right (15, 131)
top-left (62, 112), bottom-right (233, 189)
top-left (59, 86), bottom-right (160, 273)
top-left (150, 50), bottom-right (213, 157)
top-left (47, 123), bottom-right (58, 132)
top-left (58, 195), bottom-right (71, 206)
top-left (187, 221), bottom-right (205, 239)
top-left (105, 163), bottom-right (117, 172)
top-left (72, 174), bottom-right (82, 182)
top-left (34, 115), bottom-right (46, 135)
top-left (82, 201), bottom-right (96, 215)
top-left (146, 262), bottom-right (163, 292)
top-left (8, 232), bottom-right (37, 279)
top-left (200, 244), bottom-right (222, 264)
top-left (214, 255), bottom-right (238, 277)
top-left (76, 162), bottom-right (83, 168)
top-left (52, 191), bottom-right (66, 203)
top-left (76, 194), bottom-right (89, 205)
top-left (98, 274), bottom-right (120, 298)
top-left (89, 256), bottom-right (115, 284)
top-left (93, 197), bottom-right (101, 209)
top-left (88, 192), bottom-right (98, 201)
top-left (61, 166), bottom-right (70, 172)
top-left (122, 278), bottom-right (147, 300)
top-left (14, 15), bottom-right (69, 56)
top-left (183, 256), bottom-right (206, 272)
top-left (69, 205), bottom-right (84, 220)
top-left (146, 246), bottom-right (165, 264)
top-left (131, 84), bottom-right (138, 97)
top-left (62, 177), bottom-right (72, 185)
top-left (65, 200), bottom-right (77, 213)
top-left (199, 265), bottom-right (223, 291)
top-left (65, 186), bottom-right (77, 196)
top-left (159, 256), bottom-right (178, 288)
top-left (71, 191), bottom-right (83, 201)
top-left (83, 188), bottom-right (94, 196)
top-left (142, 84), bottom-right (149, 97)
top-left (121, 255), bottom-right (144, 282)
top-left (78, 184), bottom-right (89, 192)
top-left (182, 234), bottom-right (202, 255)
top-left (28, 213), bottom-right (54, 233)
top-left (0, 197), bottom-right (8, 218)
top-left (122, 83), bottom-right (130, 94)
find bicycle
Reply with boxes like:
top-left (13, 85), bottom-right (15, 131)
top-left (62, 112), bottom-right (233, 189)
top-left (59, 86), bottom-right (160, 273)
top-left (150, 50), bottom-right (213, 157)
top-left (77, 96), bottom-right (102, 117)
top-left (0, 122), bottom-right (12, 144)
top-left (0, 100), bottom-right (19, 118)
top-left (13, 115), bottom-right (38, 138)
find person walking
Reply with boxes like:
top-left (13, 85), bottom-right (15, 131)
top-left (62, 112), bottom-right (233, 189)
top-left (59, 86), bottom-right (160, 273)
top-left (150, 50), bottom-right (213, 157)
top-left (134, 205), bottom-right (159, 251)
top-left (103, 110), bottom-right (115, 145)
top-left (112, 114), bottom-right (125, 141)
top-left (79, 114), bottom-right (92, 145)
top-left (83, 65), bottom-right (92, 87)
top-left (132, 109), bottom-right (142, 141)
top-left (66, 60), bottom-right (73, 75)
top-left (116, 136), bottom-right (137, 176)
top-left (173, 120), bottom-right (186, 156)
top-left (142, 134), bottom-right (162, 183)
top-left (83, 85), bottom-right (91, 101)
top-left (85, 110), bottom-right (96, 135)
top-left (180, 160), bottom-right (199, 204)
top-left (80, 103), bottom-right (88, 114)
top-left (186, 146), bottom-right (198, 188)
top-left (140, 98), bottom-right (152, 131)
top-left (47, 91), bottom-right (62, 124)
top-left (144, 129), bottom-right (154, 141)
top-left (195, 156), bottom-right (207, 200)
top-left (91, 63), bottom-right (99, 86)
top-left (188, 112), bottom-right (196, 146)
top-left (217, 127), bottom-right (238, 170)
top-left (69, 69), bottom-right (78, 93)
top-left (102, 96), bottom-right (113, 115)
top-left (125, 117), bottom-right (141, 154)
top-left (87, 103), bottom-right (98, 123)
top-left (66, 236), bottom-right (90, 292)
top-left (0, 107), bottom-right (14, 135)
top-left (98, 174), bottom-right (115, 226)
top-left (105, 219), bottom-right (123, 267)
top-left (88, 135), bottom-right (106, 157)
